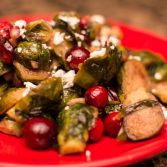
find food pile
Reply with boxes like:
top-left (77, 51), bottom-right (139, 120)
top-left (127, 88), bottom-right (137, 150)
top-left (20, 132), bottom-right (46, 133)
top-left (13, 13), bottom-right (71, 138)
top-left (0, 11), bottom-right (166, 155)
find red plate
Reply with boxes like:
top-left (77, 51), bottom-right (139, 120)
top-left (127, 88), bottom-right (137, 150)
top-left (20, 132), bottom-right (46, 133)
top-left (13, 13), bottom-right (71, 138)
top-left (0, 15), bottom-right (167, 167)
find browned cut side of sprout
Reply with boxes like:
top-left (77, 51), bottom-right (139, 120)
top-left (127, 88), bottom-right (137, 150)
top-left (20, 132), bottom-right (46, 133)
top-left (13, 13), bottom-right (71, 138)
top-left (118, 60), bottom-right (165, 141)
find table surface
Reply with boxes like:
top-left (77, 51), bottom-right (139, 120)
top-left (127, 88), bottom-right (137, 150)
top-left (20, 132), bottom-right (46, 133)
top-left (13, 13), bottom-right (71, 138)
top-left (1, 0), bottom-right (167, 166)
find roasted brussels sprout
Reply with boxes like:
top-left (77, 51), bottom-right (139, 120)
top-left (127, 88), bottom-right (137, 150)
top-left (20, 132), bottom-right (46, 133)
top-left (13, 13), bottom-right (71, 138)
top-left (148, 62), bottom-right (167, 82)
top-left (15, 41), bottom-right (51, 70)
top-left (13, 61), bottom-right (49, 83)
top-left (57, 103), bottom-right (98, 155)
top-left (5, 77), bottom-right (63, 124)
top-left (130, 51), bottom-right (163, 67)
top-left (32, 77), bottom-right (63, 101)
top-left (74, 45), bottom-right (121, 89)
top-left (25, 20), bottom-right (53, 42)
top-left (117, 60), bottom-right (150, 96)
top-left (0, 88), bottom-right (27, 114)
top-left (123, 88), bottom-right (164, 141)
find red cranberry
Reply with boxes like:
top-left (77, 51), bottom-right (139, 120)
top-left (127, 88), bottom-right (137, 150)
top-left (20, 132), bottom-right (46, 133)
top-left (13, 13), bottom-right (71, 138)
top-left (79, 16), bottom-right (90, 30)
top-left (104, 112), bottom-right (123, 138)
top-left (66, 46), bottom-right (90, 70)
top-left (89, 117), bottom-right (104, 142)
top-left (23, 117), bottom-right (56, 150)
top-left (0, 21), bottom-right (13, 43)
top-left (85, 85), bottom-right (108, 108)
top-left (0, 45), bottom-right (13, 64)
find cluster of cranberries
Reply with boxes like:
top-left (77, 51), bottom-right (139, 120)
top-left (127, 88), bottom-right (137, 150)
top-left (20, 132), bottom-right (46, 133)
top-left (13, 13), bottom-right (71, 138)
top-left (0, 21), bottom-right (14, 64)
top-left (22, 85), bottom-right (122, 149)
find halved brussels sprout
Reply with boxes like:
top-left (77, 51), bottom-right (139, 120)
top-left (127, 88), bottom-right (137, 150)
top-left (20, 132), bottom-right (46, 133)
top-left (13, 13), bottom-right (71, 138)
top-left (15, 41), bottom-right (51, 70)
top-left (57, 103), bottom-right (98, 155)
top-left (13, 61), bottom-right (49, 83)
top-left (74, 45), bottom-right (121, 89)
top-left (25, 20), bottom-right (53, 42)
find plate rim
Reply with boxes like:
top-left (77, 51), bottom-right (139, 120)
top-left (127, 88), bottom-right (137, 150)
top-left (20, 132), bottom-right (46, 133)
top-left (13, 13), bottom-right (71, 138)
top-left (0, 14), bottom-right (167, 167)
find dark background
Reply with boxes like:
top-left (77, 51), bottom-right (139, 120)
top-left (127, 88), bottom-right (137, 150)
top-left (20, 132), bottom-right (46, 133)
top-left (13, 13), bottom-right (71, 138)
top-left (1, 0), bottom-right (167, 166)
top-left (0, 0), bottom-right (167, 37)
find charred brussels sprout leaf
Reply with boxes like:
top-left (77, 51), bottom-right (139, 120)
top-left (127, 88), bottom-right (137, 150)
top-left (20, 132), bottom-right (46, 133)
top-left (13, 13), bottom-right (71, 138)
top-left (0, 88), bottom-right (27, 114)
top-left (15, 41), bottom-right (51, 70)
top-left (25, 20), bottom-right (53, 42)
top-left (57, 103), bottom-right (98, 155)
top-left (74, 46), bottom-right (121, 89)
top-left (5, 77), bottom-right (63, 124)
top-left (33, 77), bottom-right (63, 101)
top-left (13, 61), bottom-right (49, 83)
top-left (148, 62), bottom-right (167, 82)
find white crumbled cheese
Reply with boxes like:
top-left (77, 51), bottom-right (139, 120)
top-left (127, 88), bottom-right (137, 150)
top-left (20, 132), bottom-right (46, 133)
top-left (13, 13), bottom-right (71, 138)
top-left (90, 48), bottom-right (106, 58)
top-left (85, 150), bottom-right (91, 162)
top-left (52, 69), bottom-right (76, 89)
top-left (17, 47), bottom-right (22, 53)
top-left (58, 16), bottom-right (80, 29)
top-left (22, 88), bottom-right (30, 97)
top-left (91, 40), bottom-right (101, 47)
top-left (129, 55), bottom-right (141, 61)
top-left (90, 14), bottom-right (105, 24)
top-left (22, 82), bottom-right (37, 97)
top-left (108, 36), bottom-right (119, 46)
top-left (53, 32), bottom-right (65, 45)
top-left (110, 45), bottom-right (115, 50)
top-left (49, 20), bottom-right (56, 27)
top-left (14, 20), bottom-right (27, 38)
top-left (74, 33), bottom-right (84, 41)
top-left (65, 106), bottom-right (70, 110)
top-left (24, 82), bottom-right (37, 89)
top-left (14, 20), bottom-right (26, 28)
top-left (42, 43), bottom-right (51, 49)
top-left (66, 55), bottom-right (72, 62)
top-left (4, 41), bottom-right (13, 52)
top-left (154, 72), bottom-right (162, 80)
